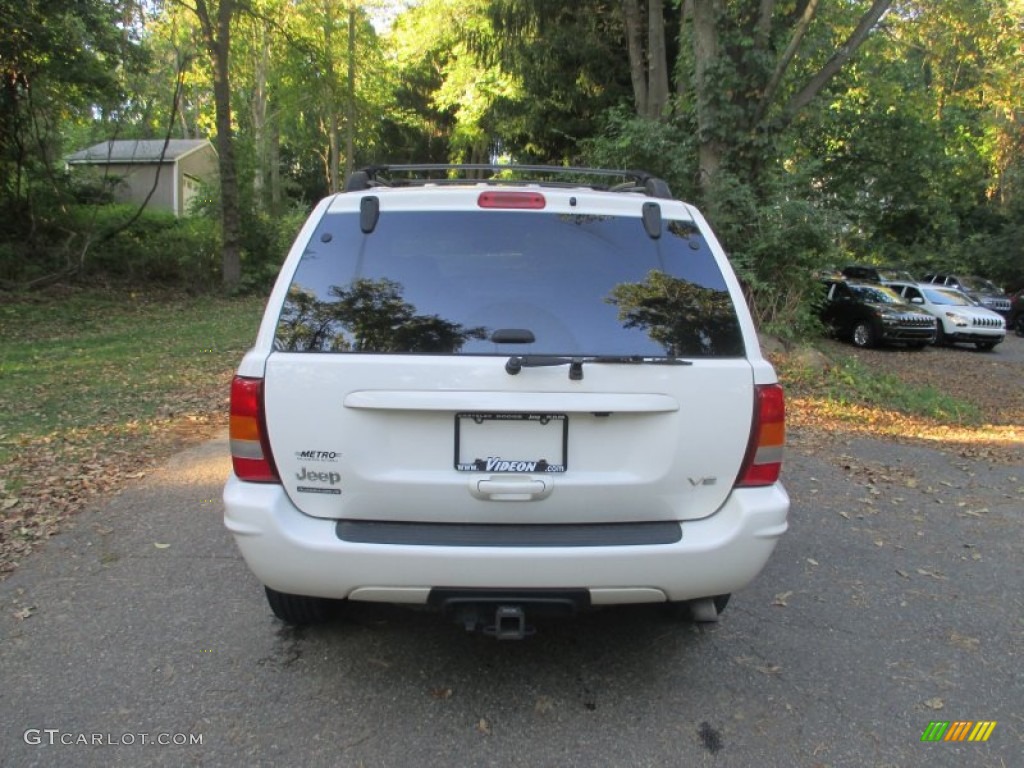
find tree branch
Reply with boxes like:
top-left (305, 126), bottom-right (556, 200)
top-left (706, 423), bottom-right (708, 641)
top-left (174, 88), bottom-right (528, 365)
top-left (782, 0), bottom-right (892, 123)
top-left (755, 0), bottom-right (774, 49)
top-left (754, 0), bottom-right (819, 125)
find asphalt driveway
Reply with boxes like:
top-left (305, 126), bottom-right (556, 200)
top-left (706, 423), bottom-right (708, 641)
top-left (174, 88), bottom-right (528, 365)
top-left (1, 429), bottom-right (1021, 767)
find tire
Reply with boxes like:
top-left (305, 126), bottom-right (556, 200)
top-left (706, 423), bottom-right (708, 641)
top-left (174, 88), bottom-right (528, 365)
top-left (264, 586), bottom-right (344, 625)
top-left (975, 341), bottom-right (997, 352)
top-left (907, 343), bottom-right (927, 351)
top-left (934, 323), bottom-right (949, 347)
top-left (1015, 316), bottom-right (1024, 337)
top-left (851, 321), bottom-right (875, 348)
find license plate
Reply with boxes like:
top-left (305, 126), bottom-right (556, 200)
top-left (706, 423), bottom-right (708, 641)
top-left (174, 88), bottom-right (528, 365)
top-left (454, 413), bottom-right (567, 472)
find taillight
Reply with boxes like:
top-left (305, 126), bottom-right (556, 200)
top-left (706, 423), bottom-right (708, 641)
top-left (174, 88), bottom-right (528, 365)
top-left (477, 190), bottom-right (546, 209)
top-left (229, 376), bottom-right (280, 483)
top-left (735, 384), bottom-right (785, 487)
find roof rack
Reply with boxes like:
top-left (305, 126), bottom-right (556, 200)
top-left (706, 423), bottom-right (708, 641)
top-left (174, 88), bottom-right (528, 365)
top-left (343, 164), bottom-right (673, 199)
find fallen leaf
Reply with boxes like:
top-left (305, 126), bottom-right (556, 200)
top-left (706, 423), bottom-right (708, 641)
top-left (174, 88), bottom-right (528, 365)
top-left (430, 687), bottom-right (453, 700)
top-left (924, 697), bottom-right (944, 710)
top-left (13, 606), bottom-right (35, 620)
top-left (1, 498), bottom-right (18, 510)
top-left (476, 718), bottom-right (491, 735)
top-left (806, 558), bottom-right (819, 566)
top-left (916, 568), bottom-right (946, 580)
top-left (154, 542), bottom-right (170, 549)
top-left (896, 569), bottom-right (910, 579)
top-left (949, 632), bottom-right (980, 652)
top-left (773, 591), bottom-right (792, 607)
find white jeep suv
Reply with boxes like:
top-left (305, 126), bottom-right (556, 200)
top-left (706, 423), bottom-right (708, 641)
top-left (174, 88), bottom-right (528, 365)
top-left (887, 281), bottom-right (1006, 351)
top-left (223, 165), bottom-right (789, 636)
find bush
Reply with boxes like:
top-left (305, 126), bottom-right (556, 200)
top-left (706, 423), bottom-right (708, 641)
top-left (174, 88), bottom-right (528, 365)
top-left (579, 107), bottom-right (698, 201)
top-left (67, 205), bottom-right (221, 288)
top-left (237, 206), bottom-right (309, 294)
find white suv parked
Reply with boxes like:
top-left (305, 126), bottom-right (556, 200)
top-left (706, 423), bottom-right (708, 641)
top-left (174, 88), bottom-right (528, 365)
top-left (223, 165), bottom-right (789, 636)
top-left (887, 281), bottom-right (1006, 351)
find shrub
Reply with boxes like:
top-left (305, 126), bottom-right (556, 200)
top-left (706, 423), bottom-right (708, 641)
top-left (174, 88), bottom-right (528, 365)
top-left (66, 205), bottom-right (220, 287)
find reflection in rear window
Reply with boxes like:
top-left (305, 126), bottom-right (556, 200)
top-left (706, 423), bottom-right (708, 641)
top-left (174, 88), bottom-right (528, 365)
top-left (274, 211), bottom-right (743, 357)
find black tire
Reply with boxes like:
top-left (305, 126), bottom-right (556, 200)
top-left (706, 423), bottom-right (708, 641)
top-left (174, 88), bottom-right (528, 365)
top-left (264, 586), bottom-right (344, 625)
top-left (934, 322), bottom-right (949, 347)
top-left (907, 342), bottom-right (928, 351)
top-left (851, 320), bottom-right (875, 348)
top-left (975, 341), bottom-right (998, 352)
top-left (1015, 316), bottom-right (1024, 337)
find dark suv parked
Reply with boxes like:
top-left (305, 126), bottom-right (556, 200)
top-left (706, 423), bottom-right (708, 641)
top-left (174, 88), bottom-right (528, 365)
top-left (1009, 288), bottom-right (1024, 336)
top-left (841, 265), bottom-right (916, 284)
top-left (818, 279), bottom-right (937, 349)
top-left (920, 274), bottom-right (1012, 318)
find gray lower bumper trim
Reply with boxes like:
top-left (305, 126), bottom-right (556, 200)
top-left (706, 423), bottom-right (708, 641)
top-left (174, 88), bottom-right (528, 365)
top-left (335, 520), bottom-right (682, 547)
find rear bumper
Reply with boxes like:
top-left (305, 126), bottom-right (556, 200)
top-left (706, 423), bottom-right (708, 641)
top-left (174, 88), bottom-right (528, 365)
top-left (223, 476), bottom-right (789, 605)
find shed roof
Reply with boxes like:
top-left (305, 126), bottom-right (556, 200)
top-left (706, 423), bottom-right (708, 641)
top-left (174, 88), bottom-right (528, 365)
top-left (67, 139), bottom-right (213, 165)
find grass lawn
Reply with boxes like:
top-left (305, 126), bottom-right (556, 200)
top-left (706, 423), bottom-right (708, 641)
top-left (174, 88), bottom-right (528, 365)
top-left (0, 289), bottom-right (266, 454)
top-left (0, 288), bottom-right (267, 572)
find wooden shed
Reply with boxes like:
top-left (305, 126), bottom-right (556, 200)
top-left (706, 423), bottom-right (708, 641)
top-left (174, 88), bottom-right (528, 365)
top-left (66, 139), bottom-right (218, 216)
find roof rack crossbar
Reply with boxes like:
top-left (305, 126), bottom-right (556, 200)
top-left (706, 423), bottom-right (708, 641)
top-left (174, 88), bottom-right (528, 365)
top-left (345, 164), bottom-right (671, 198)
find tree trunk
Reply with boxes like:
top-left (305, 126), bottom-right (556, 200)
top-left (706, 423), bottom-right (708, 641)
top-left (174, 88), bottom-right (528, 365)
top-left (324, 1), bottom-right (340, 193)
top-left (646, 0), bottom-right (669, 119)
top-left (269, 112), bottom-right (281, 216)
top-left (692, 0), bottom-right (722, 195)
top-left (251, 28), bottom-right (270, 211)
top-left (191, 0), bottom-right (241, 289)
top-left (621, 0), bottom-right (648, 116)
top-left (676, 0), bottom-right (694, 101)
top-left (345, 5), bottom-right (356, 179)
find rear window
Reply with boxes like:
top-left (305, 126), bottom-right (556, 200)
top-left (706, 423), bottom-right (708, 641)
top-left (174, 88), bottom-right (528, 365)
top-left (274, 210), bottom-right (744, 357)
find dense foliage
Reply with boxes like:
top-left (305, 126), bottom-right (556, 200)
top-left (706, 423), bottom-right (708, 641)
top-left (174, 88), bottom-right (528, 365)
top-left (0, 0), bottom-right (1020, 325)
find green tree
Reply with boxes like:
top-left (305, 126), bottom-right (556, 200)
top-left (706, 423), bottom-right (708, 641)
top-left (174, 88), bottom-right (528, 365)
top-left (387, 0), bottom-right (520, 163)
top-left (167, 0), bottom-right (243, 288)
top-left (0, 0), bottom-right (149, 285)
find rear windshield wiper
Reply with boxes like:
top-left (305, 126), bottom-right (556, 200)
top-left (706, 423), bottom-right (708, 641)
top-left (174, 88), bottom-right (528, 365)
top-left (584, 355), bottom-right (693, 366)
top-left (505, 354), bottom-right (692, 380)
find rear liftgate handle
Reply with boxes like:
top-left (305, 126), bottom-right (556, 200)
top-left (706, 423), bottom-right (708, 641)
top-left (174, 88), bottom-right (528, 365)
top-left (473, 478), bottom-right (550, 501)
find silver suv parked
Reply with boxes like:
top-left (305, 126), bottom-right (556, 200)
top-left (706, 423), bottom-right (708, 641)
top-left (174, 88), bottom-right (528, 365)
top-left (223, 165), bottom-right (789, 636)
top-left (920, 273), bottom-right (1012, 318)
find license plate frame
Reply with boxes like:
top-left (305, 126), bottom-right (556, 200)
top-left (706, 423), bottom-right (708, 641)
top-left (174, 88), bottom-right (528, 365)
top-left (454, 413), bottom-right (568, 473)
